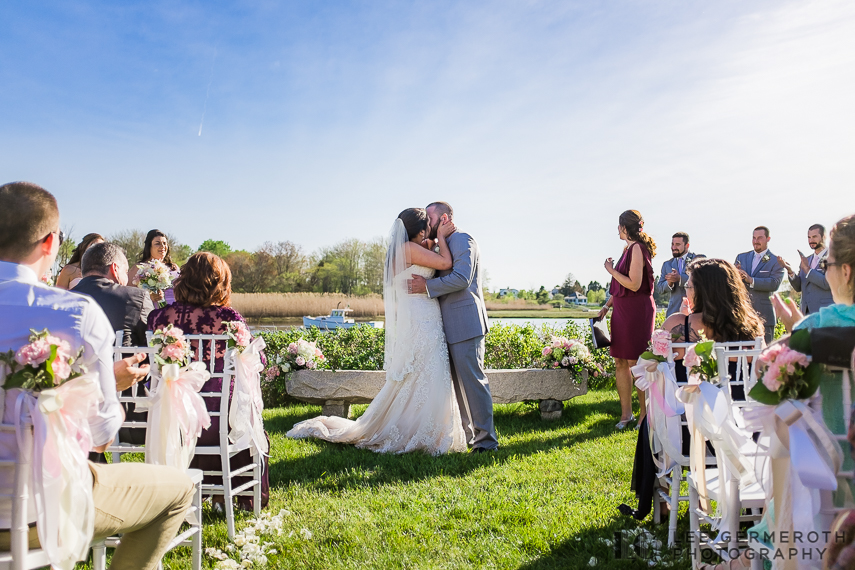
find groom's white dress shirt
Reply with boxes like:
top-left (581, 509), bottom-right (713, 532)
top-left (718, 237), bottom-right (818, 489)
top-left (0, 260), bottom-right (123, 526)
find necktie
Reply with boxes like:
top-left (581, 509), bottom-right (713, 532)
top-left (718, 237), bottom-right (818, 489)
top-left (677, 257), bottom-right (683, 275)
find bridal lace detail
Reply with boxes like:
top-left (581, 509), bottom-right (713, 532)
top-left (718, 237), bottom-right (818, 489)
top-left (286, 265), bottom-right (466, 455)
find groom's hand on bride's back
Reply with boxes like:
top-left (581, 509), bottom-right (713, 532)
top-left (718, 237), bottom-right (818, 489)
top-left (408, 275), bottom-right (427, 294)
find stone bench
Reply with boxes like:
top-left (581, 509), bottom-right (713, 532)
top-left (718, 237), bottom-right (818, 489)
top-left (285, 368), bottom-right (588, 420)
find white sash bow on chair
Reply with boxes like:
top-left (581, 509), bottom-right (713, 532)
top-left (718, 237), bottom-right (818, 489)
top-left (742, 399), bottom-right (841, 570)
top-left (145, 363), bottom-right (211, 470)
top-left (227, 337), bottom-right (268, 458)
top-left (676, 380), bottom-right (756, 544)
top-left (12, 373), bottom-right (102, 570)
top-left (632, 357), bottom-right (684, 477)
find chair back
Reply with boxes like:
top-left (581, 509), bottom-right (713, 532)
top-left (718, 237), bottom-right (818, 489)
top-left (107, 331), bottom-right (157, 457)
top-left (178, 334), bottom-right (234, 450)
top-left (714, 346), bottom-right (763, 429)
top-left (0, 417), bottom-right (50, 570)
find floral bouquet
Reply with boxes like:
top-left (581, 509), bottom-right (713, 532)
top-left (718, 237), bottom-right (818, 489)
top-left (150, 324), bottom-right (191, 367)
top-left (748, 336), bottom-right (820, 404)
top-left (541, 335), bottom-right (599, 378)
top-left (135, 260), bottom-right (175, 307)
top-left (683, 338), bottom-right (717, 383)
top-left (639, 329), bottom-right (675, 363)
top-left (264, 339), bottom-right (325, 380)
top-left (225, 321), bottom-right (252, 353)
top-left (0, 328), bottom-right (86, 390)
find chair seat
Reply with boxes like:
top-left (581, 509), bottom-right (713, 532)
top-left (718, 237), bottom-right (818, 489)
top-left (186, 468), bottom-right (204, 485)
top-left (0, 548), bottom-right (51, 568)
top-left (688, 468), bottom-right (767, 508)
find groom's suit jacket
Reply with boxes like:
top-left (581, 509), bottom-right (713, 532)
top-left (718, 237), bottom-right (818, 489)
top-left (788, 251), bottom-right (834, 314)
top-left (425, 232), bottom-right (489, 345)
top-left (734, 250), bottom-right (784, 338)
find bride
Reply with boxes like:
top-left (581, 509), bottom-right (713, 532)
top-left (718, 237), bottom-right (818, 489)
top-left (286, 208), bottom-right (467, 455)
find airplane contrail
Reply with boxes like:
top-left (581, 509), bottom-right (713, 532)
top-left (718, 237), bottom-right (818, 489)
top-left (198, 48), bottom-right (218, 136)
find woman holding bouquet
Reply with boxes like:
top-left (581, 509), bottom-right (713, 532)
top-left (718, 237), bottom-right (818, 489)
top-left (130, 229), bottom-right (180, 306)
top-left (55, 232), bottom-right (104, 289)
top-left (148, 252), bottom-right (269, 511)
top-left (598, 210), bottom-right (656, 429)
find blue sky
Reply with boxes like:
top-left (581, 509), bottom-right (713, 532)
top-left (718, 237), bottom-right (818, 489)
top-left (2, 0), bottom-right (853, 290)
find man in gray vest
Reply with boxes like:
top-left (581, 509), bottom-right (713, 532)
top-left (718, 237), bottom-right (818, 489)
top-left (407, 201), bottom-right (497, 452)
top-left (655, 232), bottom-right (701, 317)
top-left (778, 224), bottom-right (834, 315)
top-left (735, 226), bottom-right (785, 344)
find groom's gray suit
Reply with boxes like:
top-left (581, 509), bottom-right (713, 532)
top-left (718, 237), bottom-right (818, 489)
top-left (734, 250), bottom-right (784, 344)
top-left (425, 231), bottom-right (497, 450)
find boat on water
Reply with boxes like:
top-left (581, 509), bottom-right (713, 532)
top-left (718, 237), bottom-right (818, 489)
top-left (302, 307), bottom-right (384, 331)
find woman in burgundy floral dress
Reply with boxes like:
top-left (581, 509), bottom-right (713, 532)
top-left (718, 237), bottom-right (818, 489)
top-left (148, 252), bottom-right (269, 511)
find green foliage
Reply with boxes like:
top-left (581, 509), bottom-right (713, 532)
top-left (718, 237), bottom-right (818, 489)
top-left (535, 286), bottom-right (550, 305)
top-left (198, 239), bottom-right (232, 258)
top-left (258, 319), bottom-right (618, 403)
top-left (774, 318), bottom-right (787, 341)
top-left (586, 289), bottom-right (606, 305)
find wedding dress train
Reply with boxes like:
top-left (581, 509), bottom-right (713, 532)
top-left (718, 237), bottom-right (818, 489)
top-left (286, 264), bottom-right (467, 455)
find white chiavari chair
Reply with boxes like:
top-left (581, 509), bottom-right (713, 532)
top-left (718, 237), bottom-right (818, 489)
top-left (818, 359), bottom-right (855, 534)
top-left (0, 419), bottom-right (50, 570)
top-left (94, 331), bottom-right (204, 570)
top-left (181, 334), bottom-right (262, 540)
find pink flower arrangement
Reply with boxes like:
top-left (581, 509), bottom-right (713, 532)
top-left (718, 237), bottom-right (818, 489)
top-left (542, 347), bottom-right (553, 356)
top-left (225, 321), bottom-right (253, 352)
top-left (540, 335), bottom-right (594, 380)
top-left (0, 329), bottom-right (85, 390)
top-left (295, 356), bottom-right (306, 367)
top-left (150, 324), bottom-right (191, 366)
top-left (683, 345), bottom-right (702, 370)
top-left (758, 344), bottom-right (810, 393)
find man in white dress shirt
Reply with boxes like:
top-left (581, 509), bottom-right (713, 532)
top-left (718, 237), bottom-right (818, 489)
top-left (734, 226), bottom-right (785, 344)
top-left (0, 181), bottom-right (194, 569)
top-left (778, 224), bottom-right (835, 314)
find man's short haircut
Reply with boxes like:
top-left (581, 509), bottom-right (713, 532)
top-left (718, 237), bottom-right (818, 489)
top-left (672, 232), bottom-right (689, 244)
top-left (82, 242), bottom-right (128, 276)
top-left (0, 181), bottom-right (59, 261)
top-left (809, 223), bottom-right (826, 238)
top-left (427, 201), bottom-right (454, 219)
top-left (754, 226), bottom-right (770, 238)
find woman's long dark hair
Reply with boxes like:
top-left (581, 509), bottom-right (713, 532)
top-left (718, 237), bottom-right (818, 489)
top-left (398, 208), bottom-right (428, 241)
top-left (67, 233), bottom-right (104, 265)
top-left (619, 210), bottom-right (656, 257)
top-left (139, 229), bottom-right (176, 269)
top-left (689, 258), bottom-right (764, 342)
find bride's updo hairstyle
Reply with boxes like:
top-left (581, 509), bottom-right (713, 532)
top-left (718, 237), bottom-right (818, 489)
top-left (398, 208), bottom-right (428, 241)
top-left (619, 209), bottom-right (656, 257)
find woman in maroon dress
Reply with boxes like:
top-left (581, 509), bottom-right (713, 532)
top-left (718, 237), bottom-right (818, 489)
top-left (148, 252), bottom-right (269, 511)
top-left (597, 210), bottom-right (656, 429)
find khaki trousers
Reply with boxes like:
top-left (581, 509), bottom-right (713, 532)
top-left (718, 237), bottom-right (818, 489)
top-left (1, 462), bottom-right (194, 570)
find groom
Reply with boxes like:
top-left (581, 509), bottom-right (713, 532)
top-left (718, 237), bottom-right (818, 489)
top-left (408, 201), bottom-right (498, 452)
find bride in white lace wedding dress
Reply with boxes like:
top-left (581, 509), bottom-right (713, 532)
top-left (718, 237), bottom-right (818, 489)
top-left (286, 209), bottom-right (467, 455)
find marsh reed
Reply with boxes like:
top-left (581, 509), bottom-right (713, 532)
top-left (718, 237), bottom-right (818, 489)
top-left (231, 293), bottom-right (385, 318)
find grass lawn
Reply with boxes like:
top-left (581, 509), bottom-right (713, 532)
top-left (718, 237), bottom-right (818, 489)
top-left (113, 390), bottom-right (694, 569)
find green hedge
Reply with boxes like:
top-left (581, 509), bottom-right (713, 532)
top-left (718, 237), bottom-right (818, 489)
top-left (258, 320), bottom-right (618, 406)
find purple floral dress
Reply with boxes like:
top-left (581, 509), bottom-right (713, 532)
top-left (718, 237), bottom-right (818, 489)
top-left (148, 302), bottom-right (269, 510)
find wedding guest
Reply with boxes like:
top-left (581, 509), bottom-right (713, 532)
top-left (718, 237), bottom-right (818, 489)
top-left (74, 242), bottom-right (154, 347)
top-left (74, 242), bottom-right (155, 452)
top-left (597, 209), bottom-right (656, 429)
top-left (734, 226), bottom-right (784, 344)
top-left (655, 232), bottom-right (702, 317)
top-left (778, 223), bottom-right (835, 315)
top-left (0, 181), bottom-right (194, 569)
top-left (55, 232), bottom-right (104, 289)
top-left (620, 258), bottom-right (764, 521)
top-left (130, 229), bottom-right (179, 306)
top-left (148, 252), bottom-right (269, 511)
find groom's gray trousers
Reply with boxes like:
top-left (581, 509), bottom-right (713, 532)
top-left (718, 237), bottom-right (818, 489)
top-left (448, 336), bottom-right (498, 450)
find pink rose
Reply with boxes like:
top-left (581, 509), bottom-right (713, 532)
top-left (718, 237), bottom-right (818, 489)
top-left (306, 360), bottom-right (316, 370)
top-left (315, 348), bottom-right (323, 358)
top-left (265, 367), bottom-right (278, 380)
top-left (568, 356), bottom-right (578, 364)
top-left (593, 371), bottom-right (599, 377)
top-left (289, 343), bottom-right (299, 355)
top-left (542, 347), bottom-right (553, 356)
top-left (762, 367), bottom-right (782, 392)
top-left (15, 338), bottom-right (52, 367)
top-left (683, 345), bottom-right (702, 369)
top-left (295, 356), bottom-right (306, 367)
top-left (235, 327), bottom-right (251, 347)
top-left (161, 343), bottom-right (187, 362)
top-left (651, 330), bottom-right (672, 358)
top-left (51, 358), bottom-right (71, 382)
top-left (561, 357), bottom-right (570, 367)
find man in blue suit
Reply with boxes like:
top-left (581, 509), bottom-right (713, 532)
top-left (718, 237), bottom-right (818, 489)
top-left (656, 231), bottom-right (701, 316)
top-left (778, 223), bottom-right (834, 314)
top-left (735, 226), bottom-right (785, 344)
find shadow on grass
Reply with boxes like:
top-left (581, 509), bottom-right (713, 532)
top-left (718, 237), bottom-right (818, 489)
top-left (264, 391), bottom-right (629, 490)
